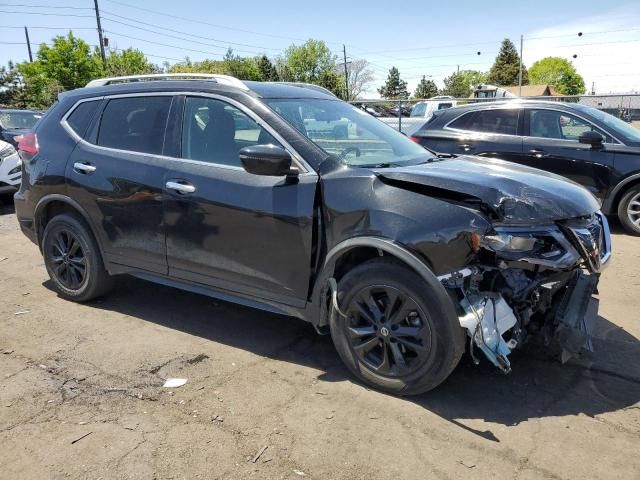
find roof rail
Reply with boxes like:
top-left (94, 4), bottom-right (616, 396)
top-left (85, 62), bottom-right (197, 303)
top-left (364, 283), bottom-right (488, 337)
top-left (85, 73), bottom-right (249, 91)
top-left (271, 82), bottom-right (337, 97)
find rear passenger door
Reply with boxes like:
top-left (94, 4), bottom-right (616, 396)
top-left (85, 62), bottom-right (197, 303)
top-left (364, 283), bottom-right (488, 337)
top-left (438, 108), bottom-right (525, 163)
top-left (64, 94), bottom-right (175, 274)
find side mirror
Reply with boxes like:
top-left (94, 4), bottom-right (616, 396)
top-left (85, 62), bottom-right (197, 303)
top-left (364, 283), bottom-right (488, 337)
top-left (240, 145), bottom-right (298, 177)
top-left (579, 131), bottom-right (604, 149)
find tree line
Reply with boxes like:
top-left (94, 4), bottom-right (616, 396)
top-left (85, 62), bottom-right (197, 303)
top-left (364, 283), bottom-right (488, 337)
top-left (379, 39), bottom-right (586, 100)
top-left (0, 34), bottom-right (374, 109)
top-left (0, 34), bottom-right (586, 109)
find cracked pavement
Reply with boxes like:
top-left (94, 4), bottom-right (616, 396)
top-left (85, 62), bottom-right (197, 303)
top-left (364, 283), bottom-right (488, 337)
top-left (1, 201), bottom-right (639, 479)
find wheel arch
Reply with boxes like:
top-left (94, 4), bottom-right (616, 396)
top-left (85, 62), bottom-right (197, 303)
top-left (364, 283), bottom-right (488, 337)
top-left (310, 237), bottom-right (458, 328)
top-left (603, 173), bottom-right (640, 214)
top-left (34, 195), bottom-right (104, 254)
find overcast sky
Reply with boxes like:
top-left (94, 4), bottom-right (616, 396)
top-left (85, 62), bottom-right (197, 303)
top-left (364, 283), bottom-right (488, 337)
top-left (1, 0), bottom-right (638, 96)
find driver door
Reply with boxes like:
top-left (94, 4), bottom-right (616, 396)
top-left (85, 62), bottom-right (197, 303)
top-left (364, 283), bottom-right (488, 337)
top-left (163, 95), bottom-right (318, 307)
top-left (521, 108), bottom-right (616, 200)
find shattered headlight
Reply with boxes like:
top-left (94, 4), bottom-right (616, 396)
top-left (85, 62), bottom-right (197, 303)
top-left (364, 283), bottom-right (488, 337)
top-left (484, 226), bottom-right (579, 269)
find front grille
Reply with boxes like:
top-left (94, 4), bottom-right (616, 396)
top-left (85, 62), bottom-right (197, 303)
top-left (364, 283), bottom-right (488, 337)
top-left (567, 212), bottom-right (611, 273)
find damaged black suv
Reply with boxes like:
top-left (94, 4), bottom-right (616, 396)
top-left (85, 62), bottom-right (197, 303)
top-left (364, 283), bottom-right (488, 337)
top-left (14, 74), bottom-right (611, 395)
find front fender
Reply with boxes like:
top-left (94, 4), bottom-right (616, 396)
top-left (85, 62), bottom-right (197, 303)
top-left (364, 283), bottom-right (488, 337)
top-left (309, 236), bottom-right (460, 328)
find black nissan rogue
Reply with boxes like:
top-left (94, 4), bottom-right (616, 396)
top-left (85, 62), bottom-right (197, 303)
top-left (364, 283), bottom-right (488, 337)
top-left (14, 74), bottom-right (611, 395)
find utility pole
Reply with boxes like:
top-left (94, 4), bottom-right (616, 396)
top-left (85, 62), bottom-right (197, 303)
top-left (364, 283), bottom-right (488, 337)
top-left (342, 45), bottom-right (349, 101)
top-left (24, 26), bottom-right (33, 62)
top-left (518, 34), bottom-right (523, 96)
top-left (93, 0), bottom-right (107, 69)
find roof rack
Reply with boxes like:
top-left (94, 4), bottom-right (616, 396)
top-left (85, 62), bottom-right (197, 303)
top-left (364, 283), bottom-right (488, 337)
top-left (85, 73), bottom-right (249, 91)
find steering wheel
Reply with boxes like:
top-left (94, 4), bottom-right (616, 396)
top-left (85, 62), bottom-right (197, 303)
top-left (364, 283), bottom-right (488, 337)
top-left (338, 146), bottom-right (361, 159)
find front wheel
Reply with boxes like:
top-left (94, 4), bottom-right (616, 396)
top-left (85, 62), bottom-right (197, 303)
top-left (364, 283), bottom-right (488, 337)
top-left (329, 258), bottom-right (465, 396)
top-left (42, 213), bottom-right (113, 302)
top-left (618, 186), bottom-right (640, 236)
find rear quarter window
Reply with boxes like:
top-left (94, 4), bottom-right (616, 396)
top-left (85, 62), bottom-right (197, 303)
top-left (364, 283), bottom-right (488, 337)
top-left (66, 100), bottom-right (101, 139)
top-left (448, 109), bottom-right (518, 135)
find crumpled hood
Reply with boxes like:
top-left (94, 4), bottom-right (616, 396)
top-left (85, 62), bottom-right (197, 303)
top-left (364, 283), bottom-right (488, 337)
top-left (375, 156), bottom-right (601, 224)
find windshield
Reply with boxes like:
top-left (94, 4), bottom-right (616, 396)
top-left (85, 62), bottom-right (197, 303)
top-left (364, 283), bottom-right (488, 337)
top-left (576, 105), bottom-right (640, 143)
top-left (0, 111), bottom-right (41, 130)
top-left (264, 98), bottom-right (435, 166)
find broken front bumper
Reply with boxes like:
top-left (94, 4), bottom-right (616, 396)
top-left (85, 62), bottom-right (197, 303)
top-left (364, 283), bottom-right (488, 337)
top-left (440, 211), bottom-right (612, 373)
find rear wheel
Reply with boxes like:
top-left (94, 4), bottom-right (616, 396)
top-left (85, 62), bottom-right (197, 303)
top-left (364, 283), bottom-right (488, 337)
top-left (42, 214), bottom-right (113, 302)
top-left (329, 258), bottom-right (465, 395)
top-left (618, 186), bottom-right (640, 236)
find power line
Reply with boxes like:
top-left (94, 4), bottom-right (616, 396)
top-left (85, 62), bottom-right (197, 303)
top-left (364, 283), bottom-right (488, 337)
top-left (357, 29), bottom-right (640, 56)
top-left (102, 0), bottom-right (336, 45)
top-left (102, 29), bottom-right (236, 58)
top-left (0, 3), bottom-right (93, 9)
top-left (0, 25), bottom-right (96, 30)
top-left (100, 12), bottom-right (282, 54)
top-left (0, 9), bottom-right (95, 18)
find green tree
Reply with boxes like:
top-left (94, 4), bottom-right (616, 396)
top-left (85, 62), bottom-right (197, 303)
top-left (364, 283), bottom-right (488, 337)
top-left (106, 48), bottom-right (159, 77)
top-left (222, 49), bottom-right (262, 81)
top-left (378, 66), bottom-right (408, 99)
top-left (168, 57), bottom-right (226, 74)
top-left (280, 39), bottom-right (341, 95)
top-left (529, 57), bottom-right (586, 95)
top-left (486, 38), bottom-right (528, 86)
top-left (22, 32), bottom-right (104, 91)
top-left (413, 76), bottom-right (438, 99)
top-left (457, 70), bottom-right (487, 89)
top-left (439, 69), bottom-right (488, 98)
top-left (257, 55), bottom-right (279, 81)
top-left (440, 71), bottom-right (471, 98)
top-left (0, 61), bottom-right (23, 107)
top-left (13, 62), bottom-right (61, 108)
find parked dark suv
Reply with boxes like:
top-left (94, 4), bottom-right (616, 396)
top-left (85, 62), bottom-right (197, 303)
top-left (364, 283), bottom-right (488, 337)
top-left (0, 108), bottom-right (42, 146)
top-left (411, 100), bottom-right (640, 234)
top-left (15, 75), bottom-right (611, 395)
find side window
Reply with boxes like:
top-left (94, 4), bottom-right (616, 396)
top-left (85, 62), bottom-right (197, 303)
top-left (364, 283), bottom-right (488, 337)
top-left (96, 97), bottom-right (172, 154)
top-left (66, 100), bottom-right (101, 138)
top-left (448, 109), bottom-right (519, 135)
top-left (181, 97), bottom-right (280, 166)
top-left (411, 103), bottom-right (427, 117)
top-left (527, 109), bottom-right (611, 142)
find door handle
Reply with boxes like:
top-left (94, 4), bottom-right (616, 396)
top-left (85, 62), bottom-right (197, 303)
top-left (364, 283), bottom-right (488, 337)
top-left (529, 149), bottom-right (548, 158)
top-left (166, 181), bottom-right (196, 194)
top-left (73, 162), bottom-right (97, 174)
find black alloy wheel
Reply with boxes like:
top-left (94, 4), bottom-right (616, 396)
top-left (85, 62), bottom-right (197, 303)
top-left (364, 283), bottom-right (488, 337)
top-left (47, 229), bottom-right (87, 290)
top-left (42, 213), bottom-right (114, 302)
top-left (345, 285), bottom-right (432, 377)
top-left (329, 258), bottom-right (465, 396)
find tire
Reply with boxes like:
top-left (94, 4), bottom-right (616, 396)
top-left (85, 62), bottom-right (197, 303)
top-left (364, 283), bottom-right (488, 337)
top-left (41, 213), bottom-right (114, 302)
top-left (617, 186), bottom-right (640, 236)
top-left (329, 258), bottom-right (465, 396)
